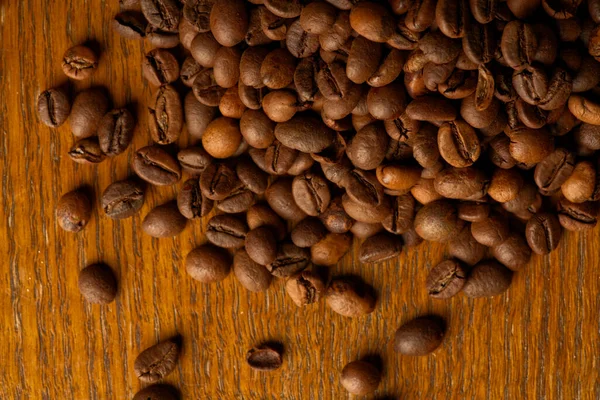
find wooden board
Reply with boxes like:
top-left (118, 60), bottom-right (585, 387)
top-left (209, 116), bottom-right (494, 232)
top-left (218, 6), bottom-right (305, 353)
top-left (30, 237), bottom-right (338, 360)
top-left (1, 1), bottom-right (599, 398)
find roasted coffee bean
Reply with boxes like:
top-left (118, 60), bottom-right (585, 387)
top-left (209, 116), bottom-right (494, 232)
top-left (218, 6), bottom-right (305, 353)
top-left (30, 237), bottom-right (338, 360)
top-left (142, 49), bottom-right (179, 87)
top-left (212, 47), bottom-right (242, 89)
top-left (349, 2), bottom-right (394, 42)
top-left (70, 88), bottom-right (110, 138)
top-left (394, 316), bottom-right (445, 356)
top-left (206, 214), bottom-right (248, 249)
top-left (414, 200), bottom-right (459, 242)
top-left (247, 203), bottom-right (287, 240)
top-left (294, 56), bottom-right (319, 102)
top-left (291, 217), bottom-right (328, 248)
top-left (317, 61), bottom-right (354, 101)
top-left (186, 244), bottom-right (232, 283)
top-left (319, 11), bottom-right (352, 51)
top-left (216, 185), bottom-right (255, 213)
top-left (184, 92), bottom-right (216, 139)
top-left (326, 277), bottom-right (376, 317)
top-left (411, 178), bottom-right (442, 205)
top-left (492, 232), bottom-right (532, 271)
top-left (239, 46), bottom-right (269, 89)
top-left (275, 115), bottom-right (337, 153)
top-left (219, 86), bottom-right (247, 119)
top-left (318, 196), bottom-right (355, 233)
top-left (359, 232), bottom-right (403, 264)
top-left (448, 225), bottom-right (487, 266)
top-left (512, 65), bottom-right (548, 106)
top-left (340, 360), bottom-right (381, 396)
top-left (368, 49), bottom-right (405, 88)
top-left (345, 169), bottom-right (385, 207)
top-left (259, 48), bottom-right (296, 90)
top-left (541, 0), bottom-right (580, 19)
top-left (426, 259), bottom-right (467, 299)
top-left (258, 7), bottom-right (289, 41)
top-left (262, 140), bottom-right (297, 175)
top-left (113, 11), bottom-right (147, 39)
top-left (437, 120), bottom-right (480, 168)
top-left (68, 137), bottom-right (106, 164)
top-left (475, 64), bottom-right (495, 112)
top-left (177, 178), bottom-right (213, 219)
top-left (489, 134), bottom-right (518, 169)
top-left (179, 17), bottom-right (199, 49)
top-left (507, 127), bottom-right (555, 164)
top-left (463, 21), bottom-right (497, 64)
top-left (286, 19), bottom-right (320, 58)
top-left (141, 0), bottom-right (180, 32)
top-left (201, 117), bottom-right (242, 159)
top-left (133, 385), bottom-right (179, 400)
top-left (239, 111), bottom-right (273, 150)
top-left (233, 249), bottom-right (272, 292)
top-left (311, 232), bottom-right (353, 266)
top-left (376, 164), bottom-right (421, 192)
top-left (434, 167), bottom-right (488, 200)
top-left (502, 182), bottom-right (542, 218)
top-left (350, 221), bottom-right (383, 239)
top-left (57, 190), bottom-right (92, 233)
top-left (148, 85), bottom-right (182, 145)
top-left (97, 108), bottom-right (135, 156)
top-left (406, 96), bottom-right (457, 122)
top-left (266, 242), bottom-right (310, 277)
top-left (37, 87), bottom-right (71, 128)
top-left (102, 179), bottom-right (146, 219)
top-left (209, 0), bottom-right (247, 46)
top-left (533, 148), bottom-right (575, 194)
top-left (346, 122), bottom-right (389, 170)
top-left (457, 201), bottom-right (490, 222)
top-left (193, 68), bottom-right (227, 107)
top-left (146, 25), bottom-right (180, 48)
top-left (245, 226), bottom-right (277, 266)
top-left (245, 6), bottom-right (273, 46)
top-left (180, 57), bottom-right (204, 88)
top-left (177, 146), bottom-right (213, 176)
top-left (346, 37), bottom-right (382, 85)
top-left (78, 264), bottom-right (117, 304)
top-left (246, 345), bottom-right (282, 371)
top-left (387, 19), bottom-right (422, 50)
top-left (538, 68), bottom-right (572, 111)
top-left (423, 60), bottom-right (456, 92)
top-left (557, 199), bottom-right (598, 231)
top-left (312, 132), bottom-right (347, 165)
top-left (500, 21), bottom-right (537, 70)
top-left (382, 194), bottom-right (415, 235)
top-left (285, 270), bottom-right (326, 307)
top-left (487, 168), bottom-right (523, 203)
top-left (342, 193), bottom-right (392, 224)
top-left (575, 123), bottom-right (600, 150)
top-left (132, 146), bottom-right (181, 186)
top-left (471, 214), bottom-right (510, 247)
top-left (367, 83), bottom-right (407, 121)
top-left (183, 0), bottom-right (213, 33)
top-left (298, 1), bottom-right (336, 34)
top-left (568, 95), bottom-right (600, 125)
top-left (405, 0), bottom-right (437, 32)
top-left (438, 69), bottom-right (477, 100)
top-left (463, 260), bottom-right (513, 297)
top-left (561, 161), bottom-right (596, 203)
top-left (190, 33), bottom-right (221, 68)
top-left (460, 92), bottom-right (502, 129)
top-left (142, 202), bottom-right (187, 238)
top-left (262, 90), bottom-right (299, 123)
top-left (525, 212), bottom-right (562, 254)
top-left (134, 338), bottom-right (181, 383)
top-left (235, 158), bottom-right (268, 195)
top-left (62, 45), bottom-right (98, 80)
top-left (291, 172), bottom-right (331, 216)
top-left (436, 0), bottom-right (468, 38)
top-left (515, 99), bottom-right (547, 128)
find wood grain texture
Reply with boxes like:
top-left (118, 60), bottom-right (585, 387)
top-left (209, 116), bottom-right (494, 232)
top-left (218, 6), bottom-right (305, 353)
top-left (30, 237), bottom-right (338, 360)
top-left (1, 1), bottom-right (599, 399)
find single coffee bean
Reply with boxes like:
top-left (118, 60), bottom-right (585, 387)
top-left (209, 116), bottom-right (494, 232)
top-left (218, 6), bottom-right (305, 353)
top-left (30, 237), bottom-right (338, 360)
top-left (97, 108), bottom-right (135, 156)
top-left (57, 190), bottom-right (91, 233)
top-left (463, 21), bottom-right (497, 64)
top-left (142, 48), bottom-right (179, 87)
top-left (247, 203), bottom-right (287, 240)
top-left (405, 0), bottom-right (437, 32)
top-left (345, 169), bottom-right (385, 207)
top-left (246, 345), bottom-right (282, 371)
top-left (471, 214), bottom-right (510, 247)
top-left (349, 2), bottom-right (394, 42)
top-left (572, 56), bottom-right (600, 93)
top-left (367, 83), bottom-right (407, 121)
top-left (538, 68), bottom-right (572, 111)
top-left (78, 264), bottom-right (117, 304)
top-left (177, 146), bottom-right (213, 176)
top-left (406, 96), bottom-right (457, 122)
top-left (212, 46), bottom-right (242, 89)
top-left (448, 225), bottom-right (486, 266)
top-left (245, 6), bottom-right (273, 46)
top-left (267, 242), bottom-right (310, 277)
top-left (240, 46), bottom-right (270, 88)
top-left (342, 193), bottom-right (391, 224)
top-left (234, 158), bottom-right (267, 195)
top-left (216, 184), bottom-right (255, 214)
top-left (141, 0), bottom-right (180, 32)
top-left (184, 92), bottom-right (216, 140)
top-left (423, 60), bottom-right (456, 92)
top-left (275, 115), bottom-right (336, 153)
top-left (62, 45), bottom-right (98, 80)
top-left (460, 92), bottom-right (502, 129)
top-left (411, 178), bottom-right (442, 205)
top-left (426, 259), bottom-right (467, 299)
top-left (346, 122), bottom-right (389, 170)
top-left (382, 194), bottom-right (415, 235)
top-left (102, 179), bottom-right (145, 220)
top-left (265, 177), bottom-right (308, 222)
top-left (187, 244), bottom-right (232, 283)
top-left (291, 217), bottom-right (328, 248)
top-left (206, 214), bottom-right (247, 249)
top-left (209, 0), bottom-right (247, 46)
top-left (233, 249), bottom-right (272, 292)
top-left (368, 48), bottom-right (405, 88)
top-left (311, 232), bottom-right (353, 266)
top-left (561, 161), bottom-right (596, 203)
top-left (515, 98), bottom-right (547, 129)
top-left (534, 148), bottom-right (575, 194)
top-left (261, 140), bottom-right (297, 176)
top-left (438, 69), bottom-right (477, 100)
top-left (68, 137), bottom-right (106, 164)
top-left (260, 48), bottom-right (296, 90)
top-left (288, 152), bottom-right (315, 175)
top-left (190, 32), bottom-right (221, 68)
top-left (240, 110), bottom-right (275, 149)
top-left (142, 202), bottom-right (187, 238)
top-left (148, 85), bottom-right (182, 145)
top-left (457, 201), bottom-right (490, 223)
top-left (489, 134), bottom-right (518, 169)
top-left (541, 0), bottom-right (580, 19)
top-left (177, 178), bottom-right (213, 219)
top-left (37, 87), bottom-right (71, 128)
top-left (183, 0), bottom-right (214, 33)
top-left (132, 146), bottom-right (181, 186)
top-left (568, 95), bottom-right (600, 125)
top-left (350, 221), bottom-right (383, 239)
top-left (134, 338), bottom-right (181, 383)
top-left (436, 0), bottom-right (468, 38)
top-left (179, 17), bottom-right (198, 50)
top-left (201, 117), bottom-right (242, 159)
top-left (502, 182), bottom-right (542, 219)
top-left (70, 88), bottom-right (110, 138)
top-left (260, 6), bottom-right (290, 41)
top-left (492, 232), bottom-right (532, 271)
top-left (463, 260), bottom-right (513, 298)
top-left (180, 56), bottom-right (204, 88)
top-left (262, 90), bottom-right (299, 123)
top-left (286, 19), bottom-right (320, 58)
top-left (557, 199), bottom-right (598, 231)
top-left (133, 385), bottom-right (178, 400)
top-left (526, 212), bottom-right (562, 254)
top-left (575, 123), bottom-right (600, 150)
top-left (346, 36), bottom-right (382, 85)
top-left (437, 120), bottom-right (480, 168)
top-left (113, 11), bottom-right (147, 39)
top-left (414, 200), bottom-right (459, 242)
top-left (146, 25), bottom-right (180, 48)
top-left (507, 127), bottom-right (555, 164)
top-left (359, 232), bottom-right (403, 264)
top-left (340, 360), bottom-right (381, 396)
top-left (285, 270), bottom-right (326, 307)
top-left (326, 277), bottom-right (376, 317)
top-left (475, 64), bottom-right (495, 112)
top-left (500, 21), bottom-right (538, 70)
top-left (245, 226), bottom-right (277, 266)
top-left (193, 68), bottom-right (227, 106)
top-left (487, 168), bottom-right (523, 203)
top-left (218, 86), bottom-right (248, 119)
top-left (292, 172), bottom-right (331, 216)
top-left (512, 65), bottom-right (548, 105)
top-left (317, 61), bottom-right (355, 101)
top-left (394, 316), bottom-right (445, 356)
top-left (434, 167), bottom-right (488, 200)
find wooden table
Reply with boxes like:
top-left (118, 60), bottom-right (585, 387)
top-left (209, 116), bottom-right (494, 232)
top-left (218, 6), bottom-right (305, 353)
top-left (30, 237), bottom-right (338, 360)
top-left (2, 1), bottom-right (599, 399)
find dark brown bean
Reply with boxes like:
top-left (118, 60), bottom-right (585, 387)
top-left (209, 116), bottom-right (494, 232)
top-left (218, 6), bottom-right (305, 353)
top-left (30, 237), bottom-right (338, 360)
top-left (132, 146), bottom-right (181, 186)
top-left (246, 345), bottom-right (282, 371)
top-left (326, 277), bottom-right (376, 317)
top-left (37, 87), bottom-right (71, 128)
top-left (426, 259), bottom-right (467, 299)
top-left (57, 190), bottom-right (92, 233)
top-left (134, 338), bottom-right (181, 383)
top-left (525, 212), bottom-right (562, 254)
top-left (463, 260), bottom-right (513, 298)
top-left (78, 264), bottom-right (118, 304)
top-left (394, 316), bottom-right (446, 356)
top-left (142, 202), bottom-right (187, 238)
top-left (233, 249), bottom-right (272, 292)
top-left (68, 137), bottom-right (106, 164)
top-left (285, 270), bottom-right (326, 307)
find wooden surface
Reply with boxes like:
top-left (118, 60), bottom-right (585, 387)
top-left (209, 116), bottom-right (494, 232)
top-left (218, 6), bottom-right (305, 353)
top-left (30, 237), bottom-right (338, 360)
top-left (2, 1), bottom-right (600, 399)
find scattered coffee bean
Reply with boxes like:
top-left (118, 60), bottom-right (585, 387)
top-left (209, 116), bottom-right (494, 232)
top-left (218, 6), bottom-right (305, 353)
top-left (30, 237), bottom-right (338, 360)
top-left (525, 212), bottom-right (562, 255)
top-left (311, 232), bottom-right (353, 266)
top-left (78, 264), bottom-right (118, 304)
top-left (132, 145), bottom-right (182, 186)
top-left (62, 45), bottom-right (98, 80)
top-left (340, 360), bottom-right (381, 395)
top-left (394, 316), bottom-right (446, 356)
top-left (462, 260), bottom-right (513, 298)
top-left (68, 137), bottom-right (106, 164)
top-left (291, 217), bottom-right (328, 248)
top-left (426, 259), bottom-right (467, 299)
top-left (233, 248), bottom-right (272, 292)
top-left (186, 244), bottom-right (232, 283)
top-left (492, 232), bottom-right (532, 271)
top-left (206, 214), bottom-right (248, 249)
top-left (37, 87), bottom-right (71, 128)
top-left (448, 225), bottom-right (487, 266)
top-left (70, 88), bottom-right (110, 138)
top-left (141, 0), bottom-right (181, 32)
top-left (246, 345), bottom-right (282, 371)
top-left (149, 85), bottom-right (183, 144)
top-left (557, 198), bottom-right (598, 231)
top-left (142, 202), bottom-right (187, 238)
top-left (326, 277), bottom-right (376, 318)
top-left (358, 232), bottom-right (403, 264)
top-left (245, 226), bottom-right (277, 266)
top-left (285, 270), bottom-right (326, 307)
top-left (57, 190), bottom-right (92, 233)
top-left (134, 338), bottom-right (181, 383)
top-left (102, 179), bottom-right (146, 220)
top-left (97, 108), bottom-right (135, 156)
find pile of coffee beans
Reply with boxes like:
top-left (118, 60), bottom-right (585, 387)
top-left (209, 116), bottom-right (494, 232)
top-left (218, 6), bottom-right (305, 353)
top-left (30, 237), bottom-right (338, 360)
top-left (38, 0), bottom-right (600, 396)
